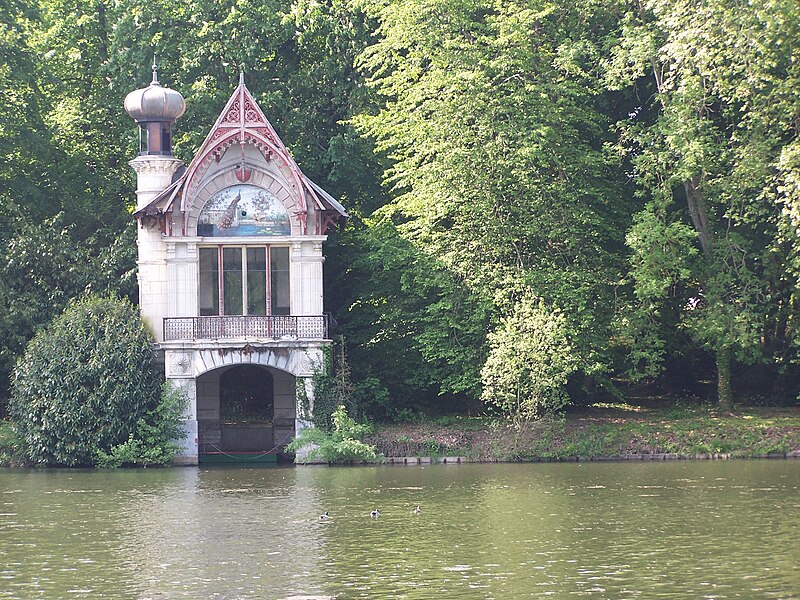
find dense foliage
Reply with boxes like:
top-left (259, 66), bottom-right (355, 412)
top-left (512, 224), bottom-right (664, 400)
top-left (94, 382), bottom-right (187, 468)
top-left (9, 295), bottom-right (161, 466)
top-left (288, 404), bottom-right (380, 464)
top-left (481, 295), bottom-right (579, 420)
top-left (1, 0), bottom-right (799, 420)
top-left (608, 0), bottom-right (800, 409)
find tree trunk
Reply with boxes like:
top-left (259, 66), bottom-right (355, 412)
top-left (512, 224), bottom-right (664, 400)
top-left (716, 346), bottom-right (733, 411)
top-left (684, 176), bottom-right (712, 260)
top-left (685, 174), bottom-right (729, 406)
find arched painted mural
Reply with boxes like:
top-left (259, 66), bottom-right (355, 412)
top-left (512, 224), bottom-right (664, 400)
top-left (198, 184), bottom-right (291, 236)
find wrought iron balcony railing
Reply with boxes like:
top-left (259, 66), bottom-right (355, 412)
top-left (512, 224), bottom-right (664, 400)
top-left (163, 315), bottom-right (329, 341)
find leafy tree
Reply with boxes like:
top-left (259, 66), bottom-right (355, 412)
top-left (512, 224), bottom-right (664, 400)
top-left (31, 0), bottom-right (135, 238)
top-left (0, 0), bottom-right (62, 235)
top-left (327, 218), bottom-right (492, 419)
top-left (607, 0), bottom-right (800, 408)
top-left (0, 1), bottom-right (140, 396)
top-left (9, 295), bottom-right (161, 466)
top-left (0, 216), bottom-right (91, 389)
top-left (0, 216), bottom-right (137, 393)
top-left (349, 0), bottom-right (633, 410)
top-left (309, 338), bottom-right (362, 431)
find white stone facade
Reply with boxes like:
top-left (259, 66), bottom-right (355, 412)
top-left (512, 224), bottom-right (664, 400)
top-left (128, 75), bottom-right (346, 465)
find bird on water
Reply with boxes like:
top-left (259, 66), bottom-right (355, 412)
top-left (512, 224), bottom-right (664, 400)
top-left (413, 505), bottom-right (422, 514)
top-left (370, 509), bottom-right (381, 518)
top-left (319, 511), bottom-right (330, 520)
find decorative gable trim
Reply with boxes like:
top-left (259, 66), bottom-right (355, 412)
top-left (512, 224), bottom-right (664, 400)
top-left (133, 74), bottom-right (348, 237)
top-left (181, 76), bottom-right (309, 230)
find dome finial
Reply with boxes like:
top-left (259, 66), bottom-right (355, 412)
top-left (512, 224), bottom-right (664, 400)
top-left (125, 59), bottom-right (185, 156)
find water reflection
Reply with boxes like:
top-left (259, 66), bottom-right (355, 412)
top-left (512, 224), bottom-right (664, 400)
top-left (0, 461), bottom-right (798, 598)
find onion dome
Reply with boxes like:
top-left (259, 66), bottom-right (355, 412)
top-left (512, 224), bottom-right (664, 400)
top-left (124, 59), bottom-right (185, 123)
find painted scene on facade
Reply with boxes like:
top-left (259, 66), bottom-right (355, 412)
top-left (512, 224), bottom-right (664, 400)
top-left (198, 184), bottom-right (291, 236)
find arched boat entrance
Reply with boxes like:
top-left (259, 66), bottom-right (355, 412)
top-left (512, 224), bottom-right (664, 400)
top-left (220, 365), bottom-right (274, 424)
top-left (196, 364), bottom-right (296, 463)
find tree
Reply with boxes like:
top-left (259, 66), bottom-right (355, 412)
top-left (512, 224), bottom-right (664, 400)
top-left (0, 216), bottom-right (137, 393)
top-left (482, 293), bottom-right (580, 420)
top-left (0, 0), bottom-right (62, 235)
top-left (327, 218), bottom-right (492, 418)
top-left (9, 295), bottom-right (161, 466)
top-left (607, 0), bottom-right (800, 408)
top-left (349, 0), bottom-right (633, 410)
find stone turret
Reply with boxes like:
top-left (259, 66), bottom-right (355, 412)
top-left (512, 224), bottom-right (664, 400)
top-left (125, 60), bottom-right (185, 339)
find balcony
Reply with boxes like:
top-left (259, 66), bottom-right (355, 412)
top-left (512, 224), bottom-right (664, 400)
top-left (163, 315), bottom-right (329, 341)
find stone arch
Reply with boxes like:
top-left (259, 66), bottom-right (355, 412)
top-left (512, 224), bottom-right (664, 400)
top-left (190, 345), bottom-right (319, 379)
top-left (186, 166), bottom-right (303, 236)
top-left (195, 361), bottom-right (298, 456)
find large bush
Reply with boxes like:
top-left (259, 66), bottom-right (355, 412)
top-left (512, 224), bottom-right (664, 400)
top-left (94, 382), bottom-right (187, 468)
top-left (481, 295), bottom-right (580, 420)
top-left (10, 295), bottom-right (161, 466)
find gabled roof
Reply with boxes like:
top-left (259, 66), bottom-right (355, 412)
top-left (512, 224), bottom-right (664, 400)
top-left (134, 74), bottom-right (348, 232)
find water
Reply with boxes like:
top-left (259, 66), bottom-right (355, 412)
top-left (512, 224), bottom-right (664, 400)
top-left (1, 461), bottom-right (798, 599)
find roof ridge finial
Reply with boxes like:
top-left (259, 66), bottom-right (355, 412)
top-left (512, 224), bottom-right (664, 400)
top-left (151, 56), bottom-right (160, 86)
top-left (239, 70), bottom-right (245, 86)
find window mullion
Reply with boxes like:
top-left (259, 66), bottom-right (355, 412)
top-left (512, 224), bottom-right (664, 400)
top-left (241, 246), bottom-right (248, 316)
top-left (265, 245), bottom-right (271, 317)
top-left (217, 245), bottom-right (224, 316)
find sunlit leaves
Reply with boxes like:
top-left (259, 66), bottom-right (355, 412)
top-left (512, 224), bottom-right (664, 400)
top-left (482, 294), bottom-right (579, 420)
top-left (609, 0), bottom-right (800, 401)
top-left (350, 0), bottom-right (632, 412)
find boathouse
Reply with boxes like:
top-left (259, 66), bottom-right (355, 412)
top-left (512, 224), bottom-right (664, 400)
top-left (125, 66), bottom-right (347, 464)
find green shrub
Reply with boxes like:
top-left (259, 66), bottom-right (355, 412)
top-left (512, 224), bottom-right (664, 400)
top-left (95, 382), bottom-right (187, 467)
top-left (481, 294), bottom-right (579, 420)
top-left (0, 419), bottom-right (20, 466)
top-left (9, 295), bottom-right (161, 466)
top-left (288, 405), bottom-right (381, 464)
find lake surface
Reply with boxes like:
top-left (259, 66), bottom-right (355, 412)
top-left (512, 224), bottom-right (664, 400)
top-left (1, 461), bottom-right (798, 599)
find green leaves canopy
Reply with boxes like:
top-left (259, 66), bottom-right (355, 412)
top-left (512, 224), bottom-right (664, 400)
top-left (609, 0), bottom-right (800, 406)
top-left (10, 295), bottom-right (161, 466)
top-left (3, 0), bottom-right (800, 417)
top-left (347, 0), bottom-right (633, 412)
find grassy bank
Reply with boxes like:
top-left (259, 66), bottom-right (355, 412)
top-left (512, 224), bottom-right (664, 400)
top-left (3, 401), bottom-right (799, 467)
top-left (365, 402), bottom-right (800, 462)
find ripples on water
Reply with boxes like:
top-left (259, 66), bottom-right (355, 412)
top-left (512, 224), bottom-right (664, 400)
top-left (0, 461), bottom-right (798, 598)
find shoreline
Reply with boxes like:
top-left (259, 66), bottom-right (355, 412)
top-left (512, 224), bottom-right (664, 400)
top-left (364, 403), bottom-right (800, 464)
top-left (3, 402), bottom-right (799, 468)
top-left (376, 451), bottom-right (800, 465)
